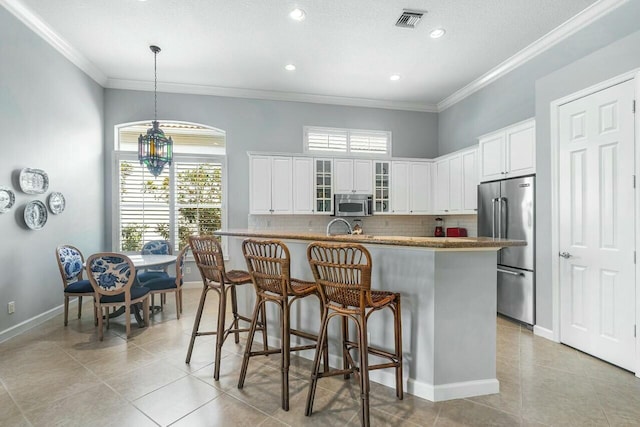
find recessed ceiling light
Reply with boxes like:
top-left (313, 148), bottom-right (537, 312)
top-left (430, 28), bottom-right (446, 39)
top-left (285, 64), bottom-right (296, 71)
top-left (390, 74), bottom-right (401, 81)
top-left (289, 8), bottom-right (306, 21)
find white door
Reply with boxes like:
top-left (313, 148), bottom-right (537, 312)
top-left (410, 162), bottom-right (431, 214)
top-left (292, 157), bottom-right (313, 214)
top-left (353, 159), bottom-right (373, 194)
top-left (333, 158), bottom-right (354, 193)
top-left (559, 80), bottom-right (635, 371)
top-left (270, 157), bottom-right (293, 214)
top-left (391, 161), bottom-right (409, 214)
top-left (249, 156), bottom-right (272, 214)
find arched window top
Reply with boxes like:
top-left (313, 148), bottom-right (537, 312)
top-left (116, 120), bottom-right (225, 155)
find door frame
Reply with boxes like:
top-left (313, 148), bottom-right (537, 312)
top-left (550, 69), bottom-right (639, 374)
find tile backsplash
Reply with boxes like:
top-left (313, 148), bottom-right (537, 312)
top-left (248, 214), bottom-right (477, 237)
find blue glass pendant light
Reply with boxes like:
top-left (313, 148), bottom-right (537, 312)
top-left (138, 45), bottom-right (173, 177)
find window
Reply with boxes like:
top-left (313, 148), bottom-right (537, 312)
top-left (304, 126), bottom-right (391, 156)
top-left (114, 122), bottom-right (225, 253)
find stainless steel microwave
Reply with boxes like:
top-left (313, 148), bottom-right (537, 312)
top-left (333, 194), bottom-right (373, 217)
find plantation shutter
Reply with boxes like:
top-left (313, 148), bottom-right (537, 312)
top-left (305, 128), bottom-right (348, 152)
top-left (349, 131), bottom-right (390, 154)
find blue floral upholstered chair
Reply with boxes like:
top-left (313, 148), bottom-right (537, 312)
top-left (144, 245), bottom-right (189, 319)
top-left (55, 245), bottom-right (97, 326)
top-left (138, 240), bottom-right (172, 283)
top-left (86, 253), bottom-right (150, 340)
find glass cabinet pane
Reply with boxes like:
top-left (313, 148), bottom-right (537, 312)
top-left (373, 161), bottom-right (390, 213)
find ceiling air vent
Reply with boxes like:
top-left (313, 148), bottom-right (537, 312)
top-left (395, 9), bottom-right (426, 29)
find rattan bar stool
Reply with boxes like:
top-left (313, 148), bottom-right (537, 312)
top-left (239, 239), bottom-right (329, 411)
top-left (186, 236), bottom-right (268, 381)
top-left (305, 242), bottom-right (403, 427)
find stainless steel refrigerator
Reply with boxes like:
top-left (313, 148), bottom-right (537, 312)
top-left (477, 175), bottom-right (535, 326)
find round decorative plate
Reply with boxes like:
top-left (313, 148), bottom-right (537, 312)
top-left (0, 186), bottom-right (15, 213)
top-left (24, 200), bottom-right (48, 230)
top-left (19, 168), bottom-right (49, 194)
top-left (48, 192), bottom-right (66, 214)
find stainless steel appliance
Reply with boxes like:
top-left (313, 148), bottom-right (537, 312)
top-left (333, 194), bottom-right (373, 217)
top-left (478, 176), bottom-right (535, 326)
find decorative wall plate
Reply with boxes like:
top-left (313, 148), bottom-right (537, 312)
top-left (24, 200), bottom-right (48, 230)
top-left (0, 186), bottom-right (15, 213)
top-left (19, 168), bottom-right (49, 194)
top-left (48, 192), bottom-right (66, 214)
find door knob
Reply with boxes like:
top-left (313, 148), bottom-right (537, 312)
top-left (559, 252), bottom-right (573, 259)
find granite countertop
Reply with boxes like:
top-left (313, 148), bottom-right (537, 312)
top-left (214, 229), bottom-right (526, 249)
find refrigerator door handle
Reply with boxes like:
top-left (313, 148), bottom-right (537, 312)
top-left (491, 198), bottom-right (497, 238)
top-left (499, 197), bottom-right (507, 239)
top-left (498, 268), bottom-right (524, 276)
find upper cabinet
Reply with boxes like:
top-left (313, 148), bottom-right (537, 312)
top-left (479, 119), bottom-right (535, 182)
top-left (292, 157), bottom-right (314, 214)
top-left (390, 161), bottom-right (431, 214)
top-left (314, 158), bottom-right (333, 215)
top-left (249, 155), bottom-right (293, 214)
top-left (333, 158), bottom-right (373, 194)
top-left (373, 161), bottom-right (390, 213)
top-left (433, 147), bottom-right (478, 214)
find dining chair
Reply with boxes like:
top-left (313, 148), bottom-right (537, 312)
top-left (86, 252), bottom-right (151, 340)
top-left (55, 245), bottom-right (97, 326)
top-left (186, 235), bottom-right (268, 381)
top-left (138, 240), bottom-right (172, 283)
top-left (143, 245), bottom-right (189, 319)
top-left (305, 242), bottom-right (403, 427)
top-left (239, 239), bottom-right (329, 411)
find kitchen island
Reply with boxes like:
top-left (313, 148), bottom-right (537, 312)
top-left (216, 229), bottom-right (525, 402)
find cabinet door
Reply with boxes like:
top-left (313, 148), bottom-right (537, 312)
top-left (374, 161), bottom-right (390, 213)
top-left (434, 160), bottom-right (450, 213)
top-left (479, 133), bottom-right (505, 182)
top-left (410, 162), bottom-right (431, 214)
top-left (353, 159), bottom-right (373, 194)
top-left (506, 120), bottom-right (536, 177)
top-left (314, 159), bottom-right (333, 214)
top-left (270, 157), bottom-right (293, 214)
top-left (448, 155), bottom-right (463, 212)
top-left (390, 162), bottom-right (409, 214)
top-left (462, 149), bottom-right (478, 212)
top-left (333, 158), bottom-right (354, 194)
top-left (292, 157), bottom-right (314, 214)
top-left (249, 156), bottom-right (272, 214)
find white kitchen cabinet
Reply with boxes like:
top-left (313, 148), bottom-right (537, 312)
top-left (249, 155), bottom-right (293, 214)
top-left (479, 118), bottom-right (535, 182)
top-left (390, 161), bottom-right (431, 214)
top-left (334, 158), bottom-right (373, 194)
top-left (433, 147), bottom-right (478, 214)
top-left (373, 161), bottom-right (390, 213)
top-left (314, 158), bottom-right (333, 215)
top-left (292, 157), bottom-right (314, 214)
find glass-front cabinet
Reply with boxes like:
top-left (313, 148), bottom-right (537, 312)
top-left (374, 161), bottom-right (390, 213)
top-left (314, 159), bottom-right (333, 214)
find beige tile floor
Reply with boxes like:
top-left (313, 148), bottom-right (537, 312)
top-left (1, 288), bottom-right (640, 426)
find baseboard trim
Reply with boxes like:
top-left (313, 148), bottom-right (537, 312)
top-left (533, 325), bottom-right (556, 342)
top-left (181, 281), bottom-right (203, 290)
top-left (0, 299), bottom-right (79, 344)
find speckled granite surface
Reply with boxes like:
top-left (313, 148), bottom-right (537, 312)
top-left (215, 229), bottom-right (526, 249)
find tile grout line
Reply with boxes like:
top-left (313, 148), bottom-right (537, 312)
top-left (0, 376), bottom-right (35, 427)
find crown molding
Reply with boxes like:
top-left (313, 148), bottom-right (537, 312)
top-left (436, 0), bottom-right (630, 112)
top-left (106, 78), bottom-right (439, 113)
top-left (1, 0), bottom-right (107, 85)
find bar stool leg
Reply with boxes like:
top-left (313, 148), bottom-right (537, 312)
top-left (281, 301), bottom-right (291, 411)
top-left (305, 310), bottom-right (330, 416)
top-left (231, 286), bottom-right (241, 344)
top-left (394, 297), bottom-right (404, 399)
top-left (342, 314), bottom-right (351, 379)
top-left (213, 285), bottom-right (227, 381)
top-left (260, 304), bottom-right (269, 352)
top-left (186, 286), bottom-right (209, 363)
top-left (238, 296), bottom-right (264, 388)
top-left (357, 317), bottom-right (371, 427)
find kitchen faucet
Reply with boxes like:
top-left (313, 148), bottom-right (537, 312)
top-left (326, 218), bottom-right (353, 236)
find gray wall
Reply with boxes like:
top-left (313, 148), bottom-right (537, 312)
top-left (103, 90), bottom-right (439, 251)
top-left (438, 1), bottom-right (640, 330)
top-left (0, 8), bottom-right (104, 334)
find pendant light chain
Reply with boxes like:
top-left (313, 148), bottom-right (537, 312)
top-left (154, 49), bottom-right (158, 122)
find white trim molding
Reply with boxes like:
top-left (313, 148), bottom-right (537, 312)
top-left (0, 0), bottom-right (107, 85)
top-left (437, 0), bottom-right (630, 112)
top-left (533, 325), bottom-right (556, 342)
top-left (0, 300), bottom-right (71, 344)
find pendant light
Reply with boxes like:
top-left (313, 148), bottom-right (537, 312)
top-left (138, 45), bottom-right (173, 177)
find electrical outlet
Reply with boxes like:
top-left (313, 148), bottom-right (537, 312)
top-left (7, 301), bottom-right (15, 314)
top-left (186, 266), bottom-right (192, 274)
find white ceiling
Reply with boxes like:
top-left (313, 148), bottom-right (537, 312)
top-left (7, 0), bottom-right (610, 111)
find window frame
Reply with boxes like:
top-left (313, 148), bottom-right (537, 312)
top-left (303, 126), bottom-right (392, 158)
top-left (112, 124), bottom-right (228, 256)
